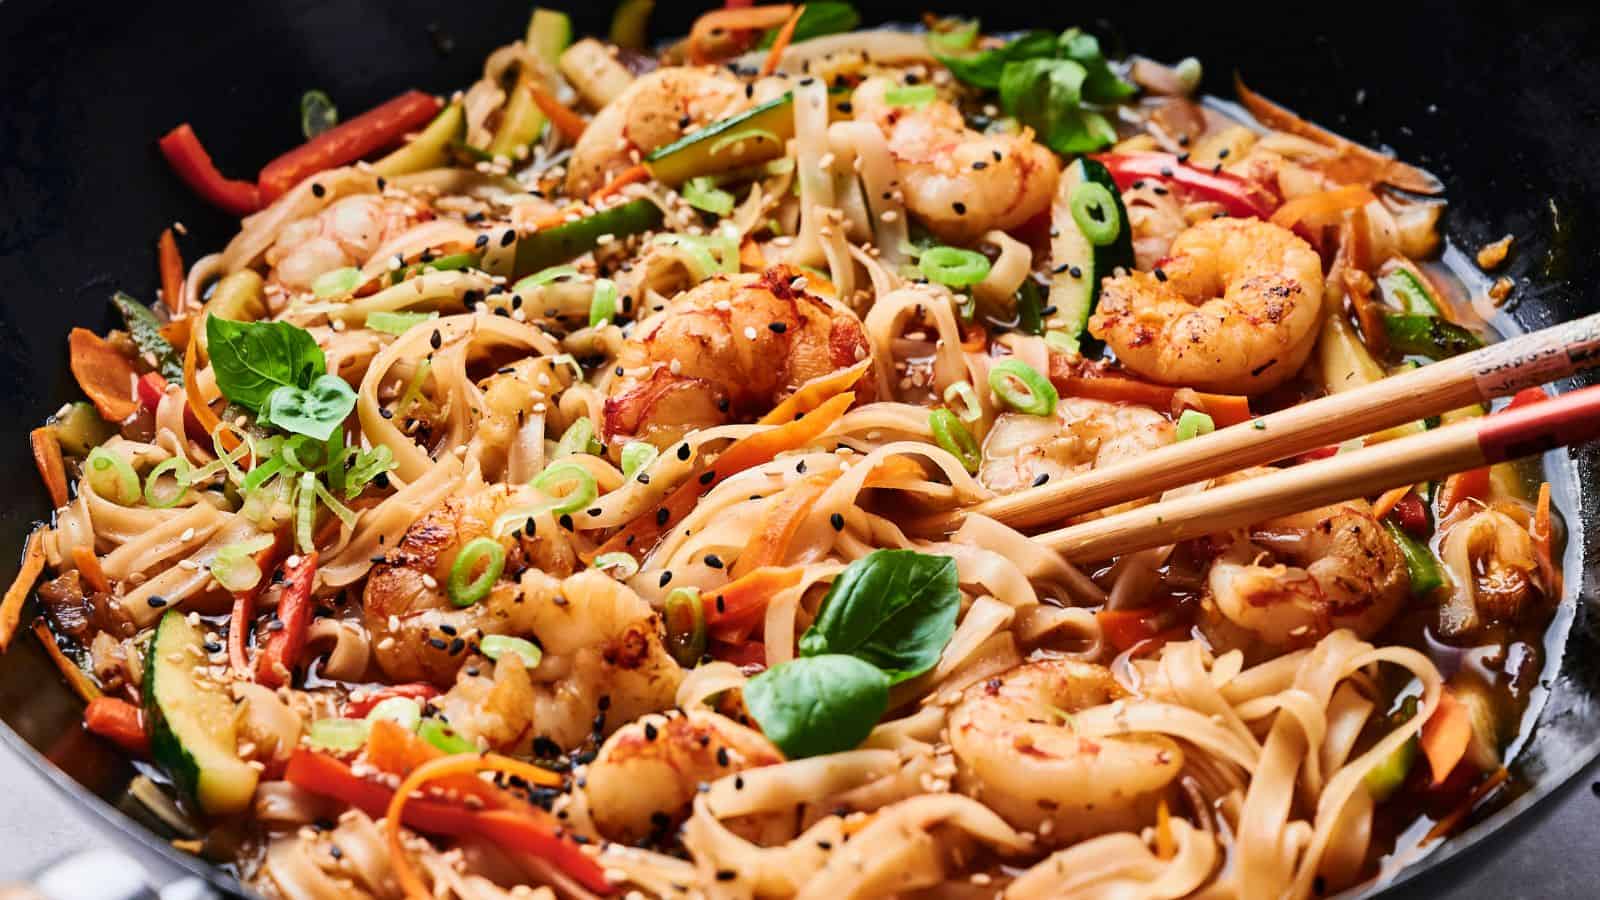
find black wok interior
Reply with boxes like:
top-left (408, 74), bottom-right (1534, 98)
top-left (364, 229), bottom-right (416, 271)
top-left (0, 1), bottom-right (1597, 895)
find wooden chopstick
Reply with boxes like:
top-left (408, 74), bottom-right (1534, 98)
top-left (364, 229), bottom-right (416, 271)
top-left (1036, 381), bottom-right (1600, 563)
top-left (932, 311), bottom-right (1600, 532)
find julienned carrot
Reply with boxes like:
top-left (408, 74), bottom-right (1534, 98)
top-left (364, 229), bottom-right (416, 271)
top-left (70, 546), bottom-right (110, 594)
top-left (731, 472), bottom-right (839, 578)
top-left (83, 696), bottom-right (149, 756)
top-left (758, 359), bottom-right (868, 426)
top-left (761, 4), bottom-right (806, 76)
top-left (706, 566), bottom-right (804, 636)
top-left (0, 530), bottom-right (46, 651)
top-left (1419, 687), bottom-right (1473, 785)
top-left (589, 163), bottom-right (650, 205)
top-left (1436, 467), bottom-right (1489, 519)
top-left (1533, 481), bottom-right (1561, 597)
top-left (1372, 485), bottom-right (1412, 521)
top-left (1270, 184), bottom-right (1376, 233)
top-left (69, 328), bottom-right (140, 422)
top-left (1050, 366), bottom-right (1253, 428)
top-left (592, 391), bottom-right (854, 562)
top-left (157, 228), bottom-right (185, 314)
top-left (183, 330), bottom-right (241, 454)
top-left (29, 427), bottom-right (68, 509)
top-left (34, 621), bottom-right (102, 704)
top-left (528, 87), bottom-right (588, 142)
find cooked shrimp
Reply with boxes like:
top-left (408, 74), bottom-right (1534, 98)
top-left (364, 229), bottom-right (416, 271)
top-left (602, 265), bottom-right (872, 449)
top-left (979, 397), bottom-right (1175, 498)
top-left (266, 194), bottom-right (420, 291)
top-left (1438, 506), bottom-right (1542, 637)
top-left (580, 709), bottom-right (782, 844)
top-left (566, 67), bottom-right (749, 197)
top-left (948, 658), bottom-right (1184, 844)
top-left (851, 77), bottom-right (1059, 244)
top-left (362, 486), bottom-right (577, 685)
top-left (1205, 491), bottom-right (1408, 652)
top-left (430, 569), bottom-right (684, 753)
top-left (1089, 217), bottom-right (1325, 394)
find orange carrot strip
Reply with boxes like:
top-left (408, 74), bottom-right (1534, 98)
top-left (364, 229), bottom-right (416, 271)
top-left (1270, 184), bottom-right (1376, 232)
top-left (1437, 467), bottom-right (1490, 520)
top-left (706, 565), bottom-right (805, 636)
top-left (157, 228), bottom-right (185, 314)
top-left (1533, 481), bottom-right (1561, 597)
top-left (1051, 366), bottom-right (1253, 428)
top-left (758, 359), bottom-right (869, 426)
top-left (739, 237), bottom-right (767, 272)
top-left (588, 163), bottom-right (651, 206)
top-left (1372, 486), bottom-right (1412, 521)
top-left (761, 5), bottom-right (806, 76)
top-left (29, 427), bottom-right (69, 509)
top-left (69, 328), bottom-right (139, 422)
top-left (0, 530), bottom-right (47, 651)
top-left (71, 546), bottom-right (110, 595)
top-left (83, 696), bottom-right (149, 756)
top-left (1419, 687), bottom-right (1473, 786)
top-left (33, 620), bottom-right (102, 703)
top-left (732, 472), bottom-right (840, 578)
top-left (529, 87), bottom-right (588, 142)
top-left (182, 328), bottom-right (239, 454)
top-left (688, 5), bottom-right (795, 65)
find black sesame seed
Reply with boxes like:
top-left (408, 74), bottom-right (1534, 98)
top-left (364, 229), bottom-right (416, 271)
top-left (659, 570), bottom-right (673, 588)
top-left (699, 470), bottom-right (716, 484)
top-left (656, 508), bottom-right (670, 526)
top-left (704, 554), bottom-right (724, 569)
top-left (716, 747), bottom-right (730, 766)
top-left (644, 722), bottom-right (659, 740)
top-left (430, 329), bottom-right (443, 349)
top-left (1154, 268), bottom-right (1168, 282)
top-left (1068, 265), bottom-right (1083, 278)
top-left (499, 229), bottom-right (516, 247)
top-left (952, 201), bottom-right (967, 215)
top-left (716, 871), bottom-right (737, 882)
top-left (677, 443), bottom-right (691, 460)
top-left (1032, 473), bottom-right (1050, 487)
top-left (830, 512), bottom-right (844, 531)
top-left (429, 637), bottom-right (448, 650)
top-left (768, 321), bottom-right (787, 333)
top-left (147, 596), bottom-right (168, 608)
top-left (558, 514), bottom-right (574, 531)
top-left (311, 182), bottom-right (325, 198)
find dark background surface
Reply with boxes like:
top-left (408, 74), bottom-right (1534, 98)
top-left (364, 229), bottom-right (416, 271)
top-left (1, 0), bottom-right (1599, 895)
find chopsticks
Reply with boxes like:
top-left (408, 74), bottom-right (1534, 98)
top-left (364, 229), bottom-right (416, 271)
top-left (1036, 381), bottom-right (1600, 563)
top-left (932, 311), bottom-right (1600, 532)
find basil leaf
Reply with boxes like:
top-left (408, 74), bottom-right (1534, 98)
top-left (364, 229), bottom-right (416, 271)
top-left (744, 655), bottom-right (889, 759)
top-left (111, 291), bottom-right (184, 384)
top-left (1056, 28), bottom-right (1137, 105)
top-left (999, 58), bottom-right (1117, 155)
top-left (936, 29), bottom-right (1055, 90)
top-left (260, 374), bottom-right (357, 441)
top-left (206, 316), bottom-right (327, 412)
top-left (798, 549), bottom-right (959, 683)
top-left (758, 1), bottom-right (859, 48)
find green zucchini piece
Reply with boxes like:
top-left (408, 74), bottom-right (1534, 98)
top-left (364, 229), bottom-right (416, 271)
top-left (511, 199), bottom-right (664, 276)
top-left (645, 90), bottom-right (851, 186)
top-left (1047, 157), bottom-right (1133, 337)
top-left (489, 10), bottom-right (573, 160)
top-left (526, 8), bottom-right (573, 60)
top-left (1383, 314), bottom-right (1484, 361)
top-left (51, 402), bottom-right (116, 457)
top-left (373, 102), bottom-right (466, 177)
top-left (1377, 267), bottom-right (1442, 316)
top-left (145, 610), bottom-right (259, 815)
top-left (1363, 696), bottom-right (1419, 802)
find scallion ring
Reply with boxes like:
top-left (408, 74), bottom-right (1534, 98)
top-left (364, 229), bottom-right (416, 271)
top-left (418, 718), bottom-right (476, 754)
top-left (307, 717), bottom-right (370, 752)
top-left (683, 177), bottom-right (736, 216)
top-left (143, 456), bottom-right (192, 508)
top-left (884, 84), bottom-right (938, 107)
top-left (85, 447), bottom-right (140, 505)
top-left (530, 462), bottom-right (598, 516)
top-left (208, 534), bottom-right (276, 593)
top-left (663, 586), bottom-right (707, 668)
top-left (929, 408), bottom-right (981, 474)
top-left (554, 417), bottom-right (600, 459)
top-left (987, 359), bottom-right (1058, 417)
top-left (588, 278), bottom-right (618, 328)
top-left (918, 246), bottom-right (991, 288)
top-left (593, 552), bottom-right (641, 579)
top-left (512, 264), bottom-right (579, 295)
top-left (942, 381), bottom-right (984, 424)
top-left (1044, 329), bottom-right (1081, 357)
top-left (1175, 409), bottom-right (1216, 442)
top-left (365, 696), bottom-right (423, 732)
top-left (311, 266), bottom-right (361, 298)
top-left (1069, 181), bottom-right (1121, 247)
top-left (620, 441), bottom-right (658, 478)
top-left (447, 537), bottom-right (505, 607)
top-left (480, 634), bottom-right (543, 668)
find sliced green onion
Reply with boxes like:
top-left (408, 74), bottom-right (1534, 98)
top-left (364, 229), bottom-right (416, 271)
top-left (480, 634), bottom-right (543, 668)
top-left (421, 252), bottom-right (477, 273)
top-left (300, 89), bottom-right (338, 139)
top-left (85, 447), bottom-right (140, 505)
top-left (707, 127), bottom-right (782, 158)
top-left (929, 408), bottom-right (981, 473)
top-left (683, 177), bottom-right (736, 216)
top-left (366, 310), bottom-right (437, 335)
top-left (447, 537), bottom-right (506, 607)
top-left (365, 696), bottom-right (423, 731)
top-left (620, 441), bottom-right (658, 478)
top-left (512, 264), bottom-right (579, 295)
top-left (295, 471), bottom-right (318, 553)
top-left (143, 456), bottom-right (192, 508)
top-left (310, 477), bottom-right (359, 529)
top-left (1044, 330), bottom-right (1081, 357)
top-left (927, 19), bottom-right (980, 52)
top-left (653, 233), bottom-right (736, 280)
top-left (1175, 409), bottom-right (1216, 442)
top-left (311, 266), bottom-right (361, 298)
top-left (395, 358), bottom-right (432, 419)
top-left (593, 552), bottom-right (641, 579)
top-left (942, 381), bottom-right (983, 424)
top-left (918, 246), bottom-right (992, 288)
top-left (988, 359), bottom-right (1058, 417)
top-left (554, 417), bottom-right (601, 459)
top-left (549, 353), bottom-right (584, 384)
top-left (307, 717), bottom-right (369, 752)
top-left (344, 446), bottom-right (395, 499)
top-left (663, 587), bottom-right (707, 667)
top-left (187, 431), bottom-right (252, 484)
top-left (1174, 57), bottom-right (1203, 94)
top-left (884, 84), bottom-right (938, 107)
top-left (1069, 182), bottom-right (1121, 247)
top-left (418, 718), bottom-right (477, 755)
top-left (208, 534), bottom-right (276, 593)
top-left (531, 462), bottom-right (598, 516)
top-left (241, 453), bottom-right (286, 495)
top-left (588, 278), bottom-right (619, 328)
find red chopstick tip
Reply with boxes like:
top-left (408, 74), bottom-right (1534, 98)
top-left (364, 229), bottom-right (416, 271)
top-left (1478, 383), bottom-right (1600, 463)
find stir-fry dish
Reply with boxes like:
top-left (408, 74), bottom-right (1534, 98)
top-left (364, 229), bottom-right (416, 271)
top-left (0, 5), bottom-right (1572, 899)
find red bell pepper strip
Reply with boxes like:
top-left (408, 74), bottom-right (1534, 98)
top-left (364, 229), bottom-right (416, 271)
top-left (135, 372), bottom-right (168, 414)
top-left (157, 124), bottom-right (264, 217)
top-left (1505, 386), bottom-right (1548, 411)
top-left (345, 683), bottom-right (441, 718)
top-left (1093, 152), bottom-right (1278, 219)
top-left (258, 90), bottom-right (442, 202)
top-left (227, 531), bottom-right (290, 675)
top-left (1391, 493), bottom-right (1429, 536)
top-left (255, 551), bottom-right (318, 687)
top-left (83, 697), bottom-right (150, 756)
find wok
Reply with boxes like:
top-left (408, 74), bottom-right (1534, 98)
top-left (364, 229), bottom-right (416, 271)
top-left (0, 0), bottom-right (1596, 895)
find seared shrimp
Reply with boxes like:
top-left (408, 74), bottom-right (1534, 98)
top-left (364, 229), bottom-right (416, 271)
top-left (852, 77), bottom-right (1059, 244)
top-left (266, 194), bottom-right (420, 292)
top-left (362, 486), bottom-right (577, 685)
top-left (979, 397), bottom-right (1174, 498)
top-left (1437, 506), bottom-right (1542, 636)
top-left (1205, 492), bottom-right (1408, 652)
top-left (431, 569), bottom-right (685, 752)
top-left (1089, 217), bottom-right (1324, 394)
top-left (949, 658), bottom-right (1183, 844)
top-left (602, 266), bottom-right (872, 448)
top-left (566, 67), bottom-right (748, 197)
top-left (580, 709), bottom-right (782, 844)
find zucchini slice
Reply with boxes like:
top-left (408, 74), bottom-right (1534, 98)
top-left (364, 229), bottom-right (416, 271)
top-left (510, 198), bottom-right (665, 276)
top-left (645, 90), bottom-right (852, 186)
top-left (145, 610), bottom-right (259, 816)
top-left (1047, 157), bottom-right (1134, 337)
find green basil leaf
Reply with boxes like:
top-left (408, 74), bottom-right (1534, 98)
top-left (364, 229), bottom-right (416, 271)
top-left (744, 655), bottom-right (889, 758)
top-left (999, 58), bottom-right (1117, 156)
top-left (260, 374), bottom-right (356, 441)
top-left (798, 549), bottom-right (959, 683)
top-left (936, 29), bottom-right (1055, 90)
top-left (206, 316), bottom-right (327, 412)
top-left (111, 291), bottom-right (184, 384)
top-left (1056, 28), bottom-right (1137, 104)
top-left (758, 1), bottom-right (860, 48)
